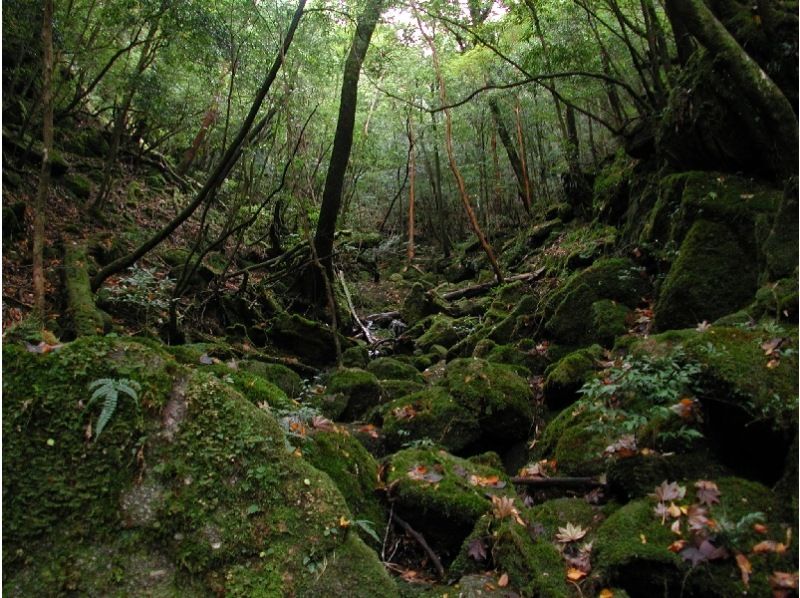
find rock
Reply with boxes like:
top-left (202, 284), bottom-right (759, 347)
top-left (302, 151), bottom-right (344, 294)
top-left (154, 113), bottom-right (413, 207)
top-left (325, 367), bottom-right (384, 421)
top-left (444, 358), bottom-right (534, 448)
top-left (3, 337), bottom-right (397, 595)
top-left (385, 447), bottom-right (515, 558)
top-left (590, 299), bottom-right (631, 345)
top-left (270, 313), bottom-right (352, 366)
top-left (341, 345), bottom-right (369, 368)
top-left (379, 378), bottom-right (425, 401)
top-left (367, 356), bottom-right (424, 383)
top-left (238, 360), bottom-right (303, 397)
top-left (542, 345), bottom-right (602, 409)
top-left (544, 258), bottom-right (650, 346)
top-left (654, 220), bottom-right (757, 331)
top-left (416, 314), bottom-right (468, 352)
top-left (207, 365), bottom-right (294, 411)
top-left (401, 282), bottom-right (436, 325)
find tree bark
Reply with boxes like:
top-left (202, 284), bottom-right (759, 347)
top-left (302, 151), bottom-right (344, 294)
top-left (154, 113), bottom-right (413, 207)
top-left (311, 0), bottom-right (383, 294)
top-left (33, 0), bottom-right (53, 320)
top-left (406, 118), bottom-right (416, 264)
top-left (91, 0), bottom-right (306, 291)
top-left (665, 0), bottom-right (798, 180)
top-left (488, 98), bottom-right (530, 213)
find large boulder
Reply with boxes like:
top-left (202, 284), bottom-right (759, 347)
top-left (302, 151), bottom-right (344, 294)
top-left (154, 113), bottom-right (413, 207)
top-left (324, 367), bottom-right (384, 421)
top-left (2, 337), bottom-right (396, 596)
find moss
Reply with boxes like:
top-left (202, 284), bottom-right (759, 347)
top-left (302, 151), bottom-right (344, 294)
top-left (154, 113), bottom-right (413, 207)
top-left (416, 314), bottom-right (464, 351)
top-left (3, 337), bottom-right (395, 595)
top-left (207, 365), bottom-right (294, 411)
top-left (472, 338), bottom-right (497, 358)
top-left (534, 405), bottom-right (606, 476)
top-left (545, 258), bottom-right (650, 346)
top-left (752, 278), bottom-right (798, 322)
top-left (543, 345), bottom-right (602, 409)
top-left (654, 220), bottom-right (758, 331)
top-left (325, 367), bottom-right (384, 421)
top-left (341, 345), bottom-right (369, 368)
top-left (379, 387), bottom-right (481, 453)
top-left (297, 429), bottom-right (386, 539)
top-left (380, 379), bottom-right (426, 401)
top-left (63, 172), bottom-right (92, 200)
top-left (386, 448), bottom-right (514, 554)
top-left (64, 240), bottom-right (107, 337)
top-left (401, 282), bottom-right (435, 325)
top-left (593, 148), bottom-right (636, 221)
top-left (763, 185), bottom-right (798, 280)
top-left (367, 356), bottom-right (425, 383)
top-left (238, 360), bottom-right (303, 397)
top-left (444, 358), bottom-right (533, 446)
top-left (270, 313), bottom-right (351, 366)
top-left (591, 299), bottom-right (630, 345)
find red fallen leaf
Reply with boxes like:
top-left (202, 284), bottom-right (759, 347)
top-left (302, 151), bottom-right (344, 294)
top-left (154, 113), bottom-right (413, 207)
top-left (735, 553), bottom-right (752, 586)
top-left (694, 480), bottom-right (720, 506)
top-left (358, 424), bottom-right (379, 439)
top-left (467, 538), bottom-right (487, 561)
top-left (752, 540), bottom-right (787, 554)
top-left (668, 540), bottom-right (687, 553)
top-left (753, 523), bottom-right (768, 534)
top-left (407, 464), bottom-right (443, 484)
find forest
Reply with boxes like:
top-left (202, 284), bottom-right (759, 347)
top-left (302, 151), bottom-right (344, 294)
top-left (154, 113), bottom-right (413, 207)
top-left (2, 0), bottom-right (798, 595)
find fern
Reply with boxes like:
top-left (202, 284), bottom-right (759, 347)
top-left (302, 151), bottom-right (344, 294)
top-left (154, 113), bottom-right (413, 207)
top-left (86, 378), bottom-right (141, 439)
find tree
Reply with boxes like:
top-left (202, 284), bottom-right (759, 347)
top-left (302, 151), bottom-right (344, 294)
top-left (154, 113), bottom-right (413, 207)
top-left (309, 0), bottom-right (384, 299)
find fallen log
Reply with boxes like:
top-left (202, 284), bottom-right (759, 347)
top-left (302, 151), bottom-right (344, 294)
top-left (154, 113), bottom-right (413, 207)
top-left (440, 268), bottom-right (545, 301)
top-left (364, 310), bottom-right (401, 325)
top-left (64, 239), bottom-right (108, 336)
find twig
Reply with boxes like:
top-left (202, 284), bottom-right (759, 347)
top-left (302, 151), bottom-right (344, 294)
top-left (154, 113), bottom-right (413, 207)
top-left (337, 269), bottom-right (374, 344)
top-left (393, 513), bottom-right (445, 579)
top-left (381, 503), bottom-right (394, 562)
top-left (440, 268), bottom-right (545, 301)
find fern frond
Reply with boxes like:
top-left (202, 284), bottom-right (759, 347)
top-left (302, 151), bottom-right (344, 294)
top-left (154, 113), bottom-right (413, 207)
top-left (95, 391), bottom-right (118, 439)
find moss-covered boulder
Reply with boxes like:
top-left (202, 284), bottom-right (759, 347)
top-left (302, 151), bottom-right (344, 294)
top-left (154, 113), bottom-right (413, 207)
top-left (385, 448), bottom-right (515, 558)
top-left (401, 282), bottom-right (436, 325)
top-left (294, 428), bottom-right (386, 542)
top-left (341, 345), bottom-right (369, 368)
top-left (543, 345), bottom-right (603, 408)
top-left (238, 360), bottom-right (304, 398)
top-left (443, 358), bottom-right (534, 448)
top-left (270, 313), bottom-right (352, 366)
top-left (416, 314), bottom-right (471, 351)
top-left (207, 365), bottom-right (294, 411)
top-left (2, 337), bottom-right (396, 596)
top-left (379, 379), bottom-right (426, 401)
top-left (654, 220), bottom-right (758, 331)
top-left (544, 258), bottom-right (650, 346)
top-left (595, 477), bottom-right (793, 597)
top-left (534, 405), bottom-right (607, 476)
top-left (379, 387), bottom-right (482, 453)
top-left (367, 356), bottom-right (425, 383)
top-left (325, 367), bottom-right (384, 421)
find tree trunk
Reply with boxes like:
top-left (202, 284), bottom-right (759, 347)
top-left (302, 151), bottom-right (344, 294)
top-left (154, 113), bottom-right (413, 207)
top-left (666, 0), bottom-right (798, 180)
top-left (406, 118), bottom-right (416, 264)
top-left (177, 100), bottom-right (219, 175)
top-left (488, 98), bottom-right (530, 213)
top-left (311, 0), bottom-right (383, 296)
top-left (33, 0), bottom-right (53, 321)
top-left (91, 0), bottom-right (307, 291)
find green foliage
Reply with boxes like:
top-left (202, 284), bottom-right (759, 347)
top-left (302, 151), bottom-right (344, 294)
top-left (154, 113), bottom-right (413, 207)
top-left (103, 265), bottom-right (173, 324)
top-left (577, 349), bottom-right (703, 448)
top-left (85, 378), bottom-right (142, 439)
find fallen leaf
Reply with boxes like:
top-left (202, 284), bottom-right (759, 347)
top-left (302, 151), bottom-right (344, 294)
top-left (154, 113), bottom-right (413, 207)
top-left (696, 321), bottom-right (711, 332)
top-left (687, 505), bottom-right (711, 531)
top-left (339, 516), bottom-right (350, 528)
top-left (491, 495), bottom-right (525, 525)
top-left (670, 520), bottom-right (682, 535)
top-left (752, 540), bottom-right (787, 554)
top-left (652, 481), bottom-right (686, 502)
top-left (25, 341), bottom-right (64, 354)
top-left (498, 572), bottom-right (509, 587)
top-left (767, 358), bottom-right (780, 369)
top-left (467, 538), bottom-right (487, 561)
top-left (198, 353), bottom-right (214, 365)
top-left (357, 424), bottom-right (379, 439)
top-left (407, 464), bottom-right (443, 484)
top-left (393, 405), bottom-right (417, 420)
top-left (599, 590), bottom-right (614, 598)
top-left (469, 474), bottom-right (506, 488)
top-left (603, 434), bottom-right (637, 458)
top-left (667, 502), bottom-right (682, 519)
top-left (566, 567), bottom-right (586, 581)
top-left (770, 572), bottom-right (799, 591)
top-left (640, 534), bottom-right (647, 544)
top-left (694, 480), bottom-right (720, 506)
top-left (668, 540), bottom-right (687, 553)
top-left (311, 415), bottom-right (335, 431)
top-left (556, 522), bottom-right (587, 543)
top-left (753, 523), bottom-right (768, 534)
top-left (761, 337), bottom-right (785, 356)
top-left (735, 553), bottom-right (752, 586)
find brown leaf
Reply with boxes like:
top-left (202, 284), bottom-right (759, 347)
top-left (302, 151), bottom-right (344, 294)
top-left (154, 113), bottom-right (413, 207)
top-left (735, 553), bottom-right (752, 587)
top-left (498, 572), bottom-right (509, 587)
top-left (603, 434), bottom-right (637, 458)
top-left (311, 415), bottom-right (335, 432)
top-left (652, 481), bottom-right (686, 502)
top-left (767, 358), bottom-right (781, 369)
top-left (670, 519), bottom-right (682, 535)
top-left (491, 495), bottom-right (524, 525)
top-left (358, 424), bottom-right (379, 439)
top-left (469, 474), bottom-right (506, 488)
top-left (752, 540), bottom-right (787, 554)
top-left (753, 523), bottom-right (769, 534)
top-left (407, 464), bottom-right (443, 484)
top-left (687, 505), bottom-right (711, 531)
top-left (467, 538), bottom-right (487, 561)
top-left (668, 540), bottom-right (687, 553)
top-left (694, 480), bottom-right (720, 506)
top-left (761, 337), bottom-right (785, 356)
top-left (770, 572), bottom-right (799, 590)
top-left (392, 405), bottom-right (417, 420)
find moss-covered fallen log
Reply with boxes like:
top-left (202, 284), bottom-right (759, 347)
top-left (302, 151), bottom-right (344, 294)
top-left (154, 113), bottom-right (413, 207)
top-left (64, 240), bottom-right (107, 336)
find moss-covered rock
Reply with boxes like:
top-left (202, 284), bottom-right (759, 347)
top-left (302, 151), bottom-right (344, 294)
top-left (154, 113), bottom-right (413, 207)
top-left (401, 282), bottom-right (436, 325)
top-left (367, 356), bottom-right (425, 383)
top-left (379, 388), bottom-right (482, 453)
top-left (543, 345), bottom-right (603, 409)
top-left (64, 240), bottom-right (108, 337)
top-left (534, 405), bottom-right (607, 476)
top-left (591, 299), bottom-right (631, 345)
top-left (295, 428), bottom-right (386, 542)
top-left (654, 220), bottom-right (758, 331)
top-left (269, 313), bottom-right (352, 366)
top-left (444, 358), bottom-right (534, 448)
top-left (2, 337), bottom-right (396, 596)
top-left (341, 345), bottom-right (369, 369)
top-left (416, 314), bottom-right (468, 351)
top-left (325, 367), bottom-right (384, 421)
top-left (763, 182), bottom-right (798, 280)
top-left (385, 448), bottom-right (515, 558)
top-left (207, 365), bottom-right (294, 411)
top-left (544, 258), bottom-right (650, 346)
top-left (238, 360), bottom-right (303, 398)
top-left (379, 378), bottom-right (426, 402)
